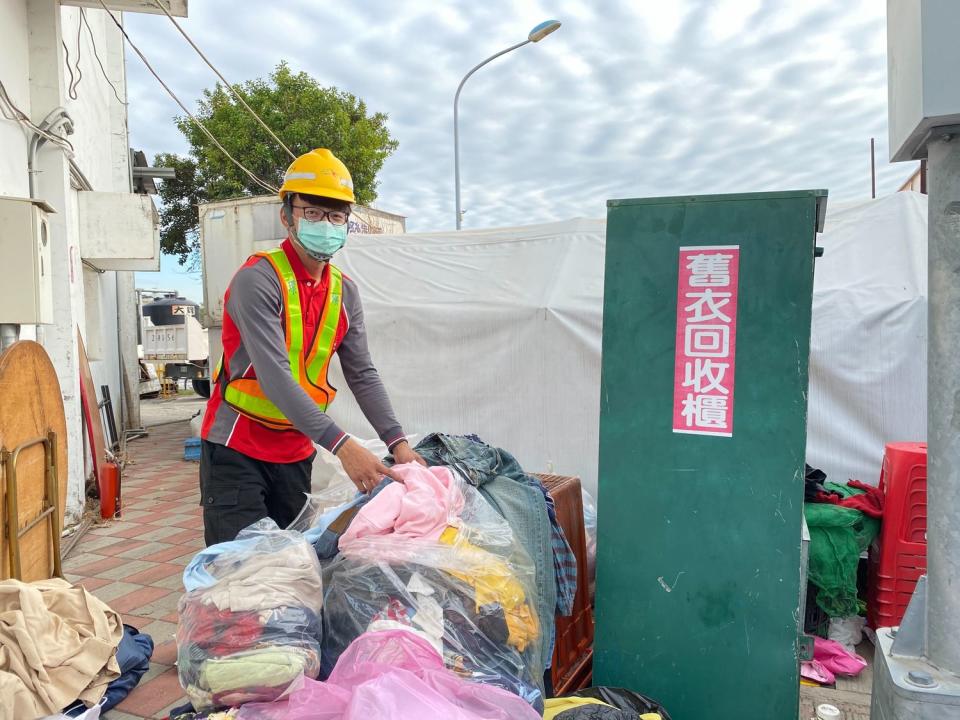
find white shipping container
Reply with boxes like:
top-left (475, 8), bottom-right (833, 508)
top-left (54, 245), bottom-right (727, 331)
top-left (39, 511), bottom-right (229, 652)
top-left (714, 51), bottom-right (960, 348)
top-left (199, 195), bottom-right (406, 327)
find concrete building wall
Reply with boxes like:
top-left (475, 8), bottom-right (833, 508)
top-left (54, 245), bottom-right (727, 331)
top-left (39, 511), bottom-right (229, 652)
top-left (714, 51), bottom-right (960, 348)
top-left (0, 1), bottom-right (143, 523)
top-left (0, 1), bottom-right (32, 198)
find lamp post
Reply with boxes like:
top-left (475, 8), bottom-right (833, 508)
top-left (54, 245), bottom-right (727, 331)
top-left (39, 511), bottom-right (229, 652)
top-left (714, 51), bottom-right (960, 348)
top-left (453, 19), bottom-right (561, 229)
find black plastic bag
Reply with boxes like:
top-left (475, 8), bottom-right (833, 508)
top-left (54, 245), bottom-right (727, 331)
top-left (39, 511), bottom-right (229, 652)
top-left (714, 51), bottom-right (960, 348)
top-left (571, 686), bottom-right (672, 719)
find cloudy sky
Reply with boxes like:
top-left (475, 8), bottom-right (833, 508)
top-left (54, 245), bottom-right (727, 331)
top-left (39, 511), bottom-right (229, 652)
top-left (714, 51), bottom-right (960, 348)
top-left (127, 0), bottom-right (914, 299)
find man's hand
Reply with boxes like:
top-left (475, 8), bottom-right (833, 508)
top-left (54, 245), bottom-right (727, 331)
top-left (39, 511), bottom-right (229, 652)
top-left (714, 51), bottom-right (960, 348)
top-left (335, 438), bottom-right (398, 493)
top-left (391, 440), bottom-right (426, 467)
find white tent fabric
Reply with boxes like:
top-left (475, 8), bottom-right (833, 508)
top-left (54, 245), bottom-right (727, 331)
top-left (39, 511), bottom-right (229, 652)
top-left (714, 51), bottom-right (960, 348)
top-left (325, 195), bottom-right (927, 495)
top-left (806, 191), bottom-right (927, 486)
top-left (327, 218), bottom-right (606, 495)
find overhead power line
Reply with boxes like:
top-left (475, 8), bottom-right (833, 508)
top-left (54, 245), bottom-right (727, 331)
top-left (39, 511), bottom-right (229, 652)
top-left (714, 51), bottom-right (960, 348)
top-left (93, 0), bottom-right (278, 194)
top-left (149, 0), bottom-right (296, 160)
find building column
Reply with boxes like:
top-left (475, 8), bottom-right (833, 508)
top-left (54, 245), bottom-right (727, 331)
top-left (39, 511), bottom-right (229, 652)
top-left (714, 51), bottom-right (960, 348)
top-left (28, 0), bottom-right (86, 521)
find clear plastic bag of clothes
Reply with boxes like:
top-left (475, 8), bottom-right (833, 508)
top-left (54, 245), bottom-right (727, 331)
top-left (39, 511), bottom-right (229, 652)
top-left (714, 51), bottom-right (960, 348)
top-left (176, 519), bottom-right (324, 710)
top-left (321, 469), bottom-right (545, 713)
top-left (582, 488), bottom-right (598, 587)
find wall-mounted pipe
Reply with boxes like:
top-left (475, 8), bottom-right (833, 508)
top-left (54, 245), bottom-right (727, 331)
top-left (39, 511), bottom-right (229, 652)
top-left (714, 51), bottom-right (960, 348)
top-left (0, 324), bottom-right (20, 352)
top-left (28, 107), bottom-right (74, 198)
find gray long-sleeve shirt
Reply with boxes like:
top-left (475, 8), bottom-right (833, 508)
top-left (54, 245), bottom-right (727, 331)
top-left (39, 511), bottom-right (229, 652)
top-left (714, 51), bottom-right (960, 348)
top-left (203, 250), bottom-right (405, 460)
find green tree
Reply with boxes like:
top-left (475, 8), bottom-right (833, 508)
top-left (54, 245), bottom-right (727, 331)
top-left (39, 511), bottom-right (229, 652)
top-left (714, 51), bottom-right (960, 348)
top-left (156, 62), bottom-right (399, 263)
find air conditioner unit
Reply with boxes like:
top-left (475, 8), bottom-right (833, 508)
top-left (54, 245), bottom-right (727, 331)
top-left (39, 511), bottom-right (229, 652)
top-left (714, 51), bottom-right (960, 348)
top-left (0, 196), bottom-right (55, 324)
top-left (78, 192), bottom-right (160, 271)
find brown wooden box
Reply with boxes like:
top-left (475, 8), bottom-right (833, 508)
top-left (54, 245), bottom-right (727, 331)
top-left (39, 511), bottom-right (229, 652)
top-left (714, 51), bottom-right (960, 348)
top-left (535, 473), bottom-right (594, 694)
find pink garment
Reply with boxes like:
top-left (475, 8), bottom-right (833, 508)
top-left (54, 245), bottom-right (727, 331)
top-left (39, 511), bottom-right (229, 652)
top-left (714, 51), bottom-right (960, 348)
top-left (814, 636), bottom-right (868, 677)
top-left (339, 464), bottom-right (464, 547)
top-left (800, 659), bottom-right (836, 685)
top-left (235, 630), bottom-right (540, 720)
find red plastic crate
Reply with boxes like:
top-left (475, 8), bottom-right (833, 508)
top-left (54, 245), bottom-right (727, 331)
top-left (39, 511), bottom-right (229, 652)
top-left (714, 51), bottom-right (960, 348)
top-left (867, 442), bottom-right (927, 629)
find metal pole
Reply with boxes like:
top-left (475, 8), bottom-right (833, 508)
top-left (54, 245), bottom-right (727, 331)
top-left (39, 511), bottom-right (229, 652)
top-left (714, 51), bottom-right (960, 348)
top-left (871, 137), bottom-right (877, 199)
top-left (454, 40), bottom-right (529, 229)
top-left (926, 130), bottom-right (960, 675)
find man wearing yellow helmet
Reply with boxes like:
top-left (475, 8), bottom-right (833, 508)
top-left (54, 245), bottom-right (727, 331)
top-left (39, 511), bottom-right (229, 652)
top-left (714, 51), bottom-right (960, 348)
top-left (199, 148), bottom-right (422, 546)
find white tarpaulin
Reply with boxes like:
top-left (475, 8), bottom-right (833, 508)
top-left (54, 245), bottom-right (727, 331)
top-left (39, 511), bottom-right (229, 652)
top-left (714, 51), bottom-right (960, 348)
top-left (323, 194), bottom-right (927, 496)
top-left (326, 218), bottom-right (606, 495)
top-left (806, 191), bottom-right (927, 485)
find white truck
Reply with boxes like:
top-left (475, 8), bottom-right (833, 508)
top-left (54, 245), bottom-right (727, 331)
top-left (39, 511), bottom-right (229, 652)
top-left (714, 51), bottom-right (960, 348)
top-left (140, 292), bottom-right (211, 396)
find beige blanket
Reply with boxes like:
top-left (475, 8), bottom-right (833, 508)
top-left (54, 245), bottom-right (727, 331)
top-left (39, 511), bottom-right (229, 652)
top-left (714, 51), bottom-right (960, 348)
top-left (0, 578), bottom-right (123, 720)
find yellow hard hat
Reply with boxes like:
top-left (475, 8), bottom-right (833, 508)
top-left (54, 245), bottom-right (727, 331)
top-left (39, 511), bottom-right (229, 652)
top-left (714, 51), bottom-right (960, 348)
top-left (279, 148), bottom-right (355, 204)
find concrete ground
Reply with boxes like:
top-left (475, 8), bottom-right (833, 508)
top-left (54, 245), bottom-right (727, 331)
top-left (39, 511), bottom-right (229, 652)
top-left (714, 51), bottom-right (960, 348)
top-left (140, 393), bottom-right (206, 429)
top-left (63, 420), bottom-right (197, 719)
top-left (799, 641), bottom-right (874, 719)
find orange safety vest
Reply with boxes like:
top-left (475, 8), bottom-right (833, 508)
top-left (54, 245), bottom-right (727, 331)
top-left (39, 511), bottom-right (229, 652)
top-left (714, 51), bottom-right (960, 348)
top-left (216, 247), bottom-right (343, 430)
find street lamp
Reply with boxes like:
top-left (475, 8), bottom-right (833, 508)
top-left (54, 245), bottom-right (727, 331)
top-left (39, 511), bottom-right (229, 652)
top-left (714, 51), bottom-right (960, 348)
top-left (453, 19), bottom-right (562, 229)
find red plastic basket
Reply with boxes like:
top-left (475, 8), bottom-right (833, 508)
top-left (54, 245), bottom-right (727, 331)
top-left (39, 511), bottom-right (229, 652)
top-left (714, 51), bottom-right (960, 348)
top-left (867, 442), bottom-right (927, 629)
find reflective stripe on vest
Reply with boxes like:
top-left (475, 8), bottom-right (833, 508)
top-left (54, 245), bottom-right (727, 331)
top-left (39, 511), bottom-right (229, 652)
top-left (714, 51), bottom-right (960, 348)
top-left (221, 247), bottom-right (343, 430)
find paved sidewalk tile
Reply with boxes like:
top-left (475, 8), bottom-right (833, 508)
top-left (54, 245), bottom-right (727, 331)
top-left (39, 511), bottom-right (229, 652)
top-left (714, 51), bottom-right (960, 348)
top-left (125, 562), bottom-right (183, 586)
top-left (114, 541), bottom-right (177, 561)
top-left (70, 555), bottom-right (128, 576)
top-left (91, 580), bottom-right (142, 603)
top-left (63, 420), bottom-right (200, 719)
top-left (114, 667), bottom-right (185, 718)
top-left (97, 559), bottom-right (157, 581)
top-left (141, 545), bottom-right (193, 563)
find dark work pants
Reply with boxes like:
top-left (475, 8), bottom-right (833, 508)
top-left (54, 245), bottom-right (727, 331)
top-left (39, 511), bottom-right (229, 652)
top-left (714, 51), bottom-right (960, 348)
top-left (199, 440), bottom-right (314, 546)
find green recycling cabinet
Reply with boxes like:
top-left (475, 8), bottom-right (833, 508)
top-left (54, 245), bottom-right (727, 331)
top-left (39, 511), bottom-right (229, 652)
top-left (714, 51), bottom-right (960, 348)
top-left (594, 190), bottom-right (827, 719)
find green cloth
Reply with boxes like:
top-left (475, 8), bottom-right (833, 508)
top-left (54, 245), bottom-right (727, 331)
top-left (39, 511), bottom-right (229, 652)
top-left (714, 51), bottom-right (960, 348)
top-left (201, 647), bottom-right (307, 694)
top-left (805, 483), bottom-right (880, 617)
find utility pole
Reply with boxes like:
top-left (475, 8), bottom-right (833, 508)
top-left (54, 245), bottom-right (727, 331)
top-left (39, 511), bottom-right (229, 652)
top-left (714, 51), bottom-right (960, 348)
top-left (873, 2), bottom-right (960, 715)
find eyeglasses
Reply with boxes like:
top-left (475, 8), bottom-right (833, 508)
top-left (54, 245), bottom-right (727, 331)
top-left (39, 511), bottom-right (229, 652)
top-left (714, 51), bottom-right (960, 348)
top-left (291, 204), bottom-right (350, 226)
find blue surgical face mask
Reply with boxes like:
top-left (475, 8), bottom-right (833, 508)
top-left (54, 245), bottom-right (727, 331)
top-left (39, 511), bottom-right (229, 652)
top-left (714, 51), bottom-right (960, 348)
top-left (293, 218), bottom-right (348, 260)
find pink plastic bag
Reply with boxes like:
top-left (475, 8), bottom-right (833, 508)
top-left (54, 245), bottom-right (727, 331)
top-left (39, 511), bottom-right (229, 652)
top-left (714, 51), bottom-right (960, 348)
top-left (800, 659), bottom-right (836, 685)
top-left (236, 630), bottom-right (541, 720)
top-left (814, 636), bottom-right (867, 677)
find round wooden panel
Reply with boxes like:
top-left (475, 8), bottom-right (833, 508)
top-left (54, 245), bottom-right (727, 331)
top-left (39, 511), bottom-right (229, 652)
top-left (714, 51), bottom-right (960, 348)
top-left (0, 340), bottom-right (68, 581)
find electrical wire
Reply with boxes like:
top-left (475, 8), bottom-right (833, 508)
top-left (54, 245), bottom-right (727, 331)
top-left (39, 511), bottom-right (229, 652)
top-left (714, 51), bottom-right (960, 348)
top-left (72, 11), bottom-right (84, 98)
top-left (93, 0), bottom-right (278, 194)
top-left (80, 8), bottom-right (127, 106)
top-left (0, 78), bottom-right (74, 152)
top-left (62, 13), bottom-right (84, 100)
top-left (149, 0), bottom-right (295, 160)
top-left (62, 40), bottom-right (78, 100)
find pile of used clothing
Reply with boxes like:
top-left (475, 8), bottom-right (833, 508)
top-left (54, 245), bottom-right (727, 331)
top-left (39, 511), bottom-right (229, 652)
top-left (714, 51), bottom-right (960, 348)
top-left (804, 467), bottom-right (882, 619)
top-left (803, 464), bottom-right (882, 653)
top-left (173, 433), bottom-right (675, 718)
top-left (315, 461), bottom-right (546, 711)
top-left (178, 521), bottom-right (325, 710)
top-left (0, 578), bottom-right (153, 720)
